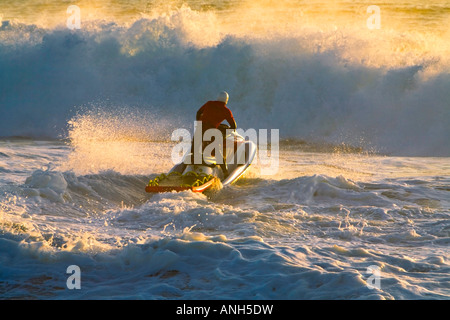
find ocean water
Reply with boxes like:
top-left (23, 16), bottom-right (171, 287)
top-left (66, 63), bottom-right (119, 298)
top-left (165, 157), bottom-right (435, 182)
top-left (0, 0), bottom-right (449, 300)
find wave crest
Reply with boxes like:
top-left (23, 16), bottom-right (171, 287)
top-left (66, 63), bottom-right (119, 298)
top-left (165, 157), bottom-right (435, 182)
top-left (0, 5), bottom-right (449, 156)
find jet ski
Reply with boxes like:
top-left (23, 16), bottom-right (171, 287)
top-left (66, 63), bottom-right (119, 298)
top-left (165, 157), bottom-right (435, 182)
top-left (145, 124), bottom-right (257, 193)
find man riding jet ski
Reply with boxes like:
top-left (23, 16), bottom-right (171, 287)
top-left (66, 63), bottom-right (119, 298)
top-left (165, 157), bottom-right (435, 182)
top-left (145, 91), bottom-right (256, 193)
top-left (189, 91), bottom-right (236, 178)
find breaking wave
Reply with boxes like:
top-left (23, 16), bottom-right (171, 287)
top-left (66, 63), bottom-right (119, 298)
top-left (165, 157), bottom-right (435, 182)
top-left (0, 5), bottom-right (449, 156)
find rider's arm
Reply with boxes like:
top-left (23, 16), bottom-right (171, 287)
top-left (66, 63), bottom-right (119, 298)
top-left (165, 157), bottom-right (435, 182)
top-left (228, 118), bottom-right (237, 130)
top-left (226, 111), bottom-right (237, 130)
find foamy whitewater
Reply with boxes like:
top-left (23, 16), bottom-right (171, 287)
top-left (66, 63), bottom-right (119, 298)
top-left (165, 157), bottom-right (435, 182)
top-left (0, 1), bottom-right (449, 299)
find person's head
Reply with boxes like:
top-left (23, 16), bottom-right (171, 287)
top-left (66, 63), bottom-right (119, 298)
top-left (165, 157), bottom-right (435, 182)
top-left (217, 91), bottom-right (229, 104)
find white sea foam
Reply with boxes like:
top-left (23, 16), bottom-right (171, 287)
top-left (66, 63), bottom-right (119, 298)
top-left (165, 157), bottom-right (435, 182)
top-left (1, 139), bottom-right (449, 299)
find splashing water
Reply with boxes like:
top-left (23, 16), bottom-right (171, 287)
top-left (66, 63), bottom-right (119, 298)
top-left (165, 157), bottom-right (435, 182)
top-left (0, 0), bottom-right (449, 300)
